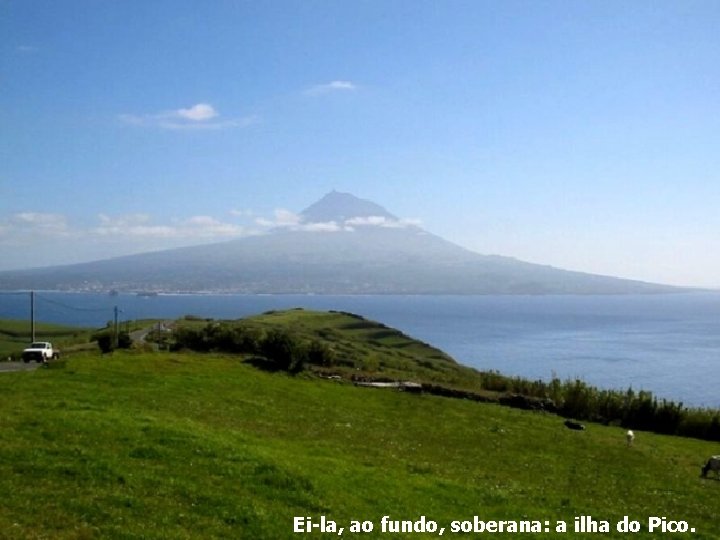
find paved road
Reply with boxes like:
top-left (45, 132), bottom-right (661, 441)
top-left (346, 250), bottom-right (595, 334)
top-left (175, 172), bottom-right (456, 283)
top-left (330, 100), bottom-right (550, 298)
top-left (131, 321), bottom-right (174, 344)
top-left (0, 361), bottom-right (42, 373)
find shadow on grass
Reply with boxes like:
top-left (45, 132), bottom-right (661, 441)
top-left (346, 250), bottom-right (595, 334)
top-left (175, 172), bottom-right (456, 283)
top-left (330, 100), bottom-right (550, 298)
top-left (243, 356), bottom-right (282, 373)
top-left (45, 360), bottom-right (67, 369)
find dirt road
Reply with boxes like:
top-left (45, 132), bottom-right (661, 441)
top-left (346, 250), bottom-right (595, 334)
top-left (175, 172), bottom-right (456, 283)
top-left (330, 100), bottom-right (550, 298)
top-left (0, 361), bottom-right (42, 373)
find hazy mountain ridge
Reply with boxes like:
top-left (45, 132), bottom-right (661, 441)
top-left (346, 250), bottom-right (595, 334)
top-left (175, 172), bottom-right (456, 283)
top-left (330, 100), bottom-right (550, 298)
top-left (0, 192), bottom-right (678, 294)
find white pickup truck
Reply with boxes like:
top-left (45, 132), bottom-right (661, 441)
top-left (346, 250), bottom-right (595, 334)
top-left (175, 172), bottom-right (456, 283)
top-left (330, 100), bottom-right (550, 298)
top-left (22, 342), bottom-right (59, 363)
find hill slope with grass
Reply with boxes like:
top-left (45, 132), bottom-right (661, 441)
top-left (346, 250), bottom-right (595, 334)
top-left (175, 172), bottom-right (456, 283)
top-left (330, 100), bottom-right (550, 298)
top-left (170, 309), bottom-right (720, 442)
top-left (0, 346), bottom-right (717, 539)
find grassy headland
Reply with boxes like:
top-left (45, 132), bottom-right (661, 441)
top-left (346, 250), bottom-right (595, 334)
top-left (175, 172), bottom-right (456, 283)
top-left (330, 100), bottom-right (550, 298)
top-left (174, 308), bottom-right (483, 388)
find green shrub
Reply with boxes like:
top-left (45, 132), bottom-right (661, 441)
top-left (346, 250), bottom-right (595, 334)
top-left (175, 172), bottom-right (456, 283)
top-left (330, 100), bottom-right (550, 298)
top-left (93, 330), bottom-right (131, 354)
top-left (307, 340), bottom-right (335, 367)
top-left (260, 329), bottom-right (306, 373)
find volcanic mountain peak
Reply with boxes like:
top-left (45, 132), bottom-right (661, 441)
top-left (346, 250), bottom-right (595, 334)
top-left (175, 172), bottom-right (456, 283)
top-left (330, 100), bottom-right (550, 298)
top-left (300, 190), bottom-right (397, 223)
top-left (0, 191), bottom-right (679, 294)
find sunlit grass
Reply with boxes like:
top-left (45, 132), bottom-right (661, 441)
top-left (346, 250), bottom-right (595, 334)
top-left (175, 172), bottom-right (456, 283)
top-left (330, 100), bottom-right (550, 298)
top-left (0, 351), bottom-right (717, 539)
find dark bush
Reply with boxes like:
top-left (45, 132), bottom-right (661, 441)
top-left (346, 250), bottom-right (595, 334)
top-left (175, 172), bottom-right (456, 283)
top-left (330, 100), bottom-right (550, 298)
top-left (117, 331), bottom-right (132, 349)
top-left (260, 329), bottom-right (306, 373)
top-left (94, 330), bottom-right (132, 353)
top-left (96, 333), bottom-right (113, 354)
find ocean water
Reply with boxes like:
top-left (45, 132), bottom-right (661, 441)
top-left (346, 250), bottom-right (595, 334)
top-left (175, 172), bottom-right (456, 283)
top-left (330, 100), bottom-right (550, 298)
top-left (1, 291), bottom-right (719, 408)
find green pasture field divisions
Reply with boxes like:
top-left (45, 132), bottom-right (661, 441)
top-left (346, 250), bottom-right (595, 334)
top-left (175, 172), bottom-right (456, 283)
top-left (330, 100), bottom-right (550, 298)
top-left (0, 349), bottom-right (717, 539)
top-left (0, 319), bottom-right (163, 359)
top-left (0, 319), bottom-right (94, 359)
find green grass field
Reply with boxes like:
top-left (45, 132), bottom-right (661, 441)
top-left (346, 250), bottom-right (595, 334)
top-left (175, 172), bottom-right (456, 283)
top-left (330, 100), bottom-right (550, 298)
top-left (1, 348), bottom-right (717, 539)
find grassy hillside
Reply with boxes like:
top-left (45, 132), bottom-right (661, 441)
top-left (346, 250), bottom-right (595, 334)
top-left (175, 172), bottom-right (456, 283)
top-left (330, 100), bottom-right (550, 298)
top-left (172, 309), bottom-right (720, 444)
top-left (0, 349), bottom-right (717, 539)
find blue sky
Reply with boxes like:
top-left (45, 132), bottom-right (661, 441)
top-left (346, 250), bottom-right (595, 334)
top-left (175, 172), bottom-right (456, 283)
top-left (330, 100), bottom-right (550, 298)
top-left (1, 0), bottom-right (719, 287)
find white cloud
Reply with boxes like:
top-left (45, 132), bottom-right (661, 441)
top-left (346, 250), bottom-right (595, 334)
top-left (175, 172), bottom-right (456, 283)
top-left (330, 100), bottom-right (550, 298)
top-left (301, 221), bottom-right (343, 232)
top-left (119, 103), bottom-right (257, 130)
top-left (345, 216), bottom-right (389, 227)
top-left (254, 209), bottom-right (349, 233)
top-left (252, 209), bottom-right (421, 233)
top-left (230, 208), bottom-right (255, 218)
top-left (344, 215), bottom-right (422, 229)
top-left (274, 209), bottom-right (302, 226)
top-left (95, 214), bottom-right (175, 238)
top-left (177, 103), bottom-right (217, 121)
top-left (0, 210), bottom-right (264, 269)
top-left (0, 206), bottom-right (425, 270)
top-left (98, 213), bottom-right (149, 225)
top-left (0, 211), bottom-right (250, 245)
top-left (0, 213), bottom-right (73, 253)
top-left (0, 210), bottom-right (420, 243)
top-left (255, 209), bottom-right (302, 228)
top-left (186, 215), bottom-right (217, 226)
top-left (94, 213), bottom-right (244, 239)
top-left (305, 80), bottom-right (357, 96)
top-left (2, 212), bottom-right (70, 236)
top-left (183, 215), bottom-right (244, 236)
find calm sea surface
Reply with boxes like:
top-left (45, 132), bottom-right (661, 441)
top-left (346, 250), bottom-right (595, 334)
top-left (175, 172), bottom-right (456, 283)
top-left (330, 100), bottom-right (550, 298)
top-left (2, 291), bottom-right (719, 408)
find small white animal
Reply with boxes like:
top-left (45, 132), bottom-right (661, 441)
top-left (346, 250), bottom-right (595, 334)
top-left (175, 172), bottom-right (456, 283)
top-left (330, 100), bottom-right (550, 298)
top-left (701, 456), bottom-right (720, 478)
top-left (626, 430), bottom-right (635, 447)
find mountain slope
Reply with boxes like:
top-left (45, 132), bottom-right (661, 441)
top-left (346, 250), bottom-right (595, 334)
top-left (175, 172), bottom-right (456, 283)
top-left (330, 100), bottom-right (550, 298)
top-left (0, 193), bottom-right (677, 294)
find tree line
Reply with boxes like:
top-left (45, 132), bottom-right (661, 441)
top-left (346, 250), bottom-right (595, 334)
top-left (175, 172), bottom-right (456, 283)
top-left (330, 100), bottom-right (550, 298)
top-left (170, 321), bottom-right (335, 374)
top-left (479, 371), bottom-right (720, 442)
